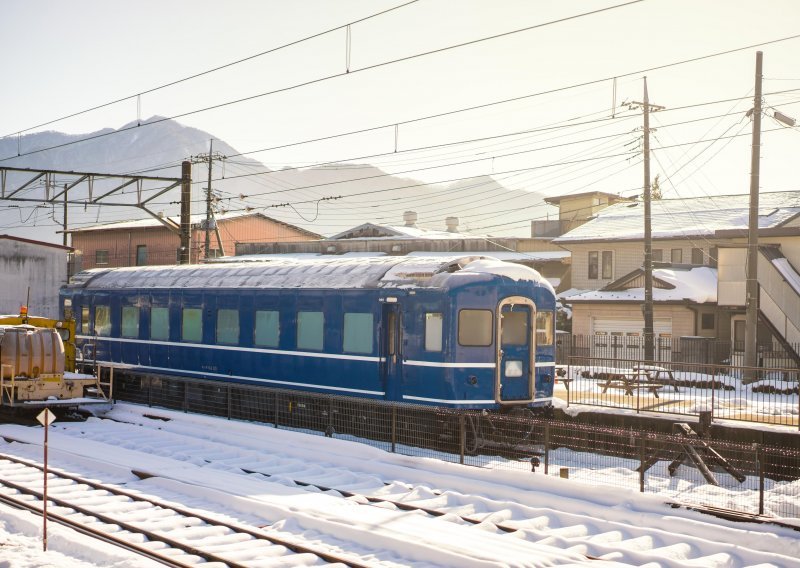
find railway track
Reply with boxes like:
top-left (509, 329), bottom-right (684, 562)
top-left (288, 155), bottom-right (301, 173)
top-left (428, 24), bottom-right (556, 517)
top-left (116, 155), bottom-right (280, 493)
top-left (2, 411), bottom-right (798, 567)
top-left (0, 452), bottom-right (369, 568)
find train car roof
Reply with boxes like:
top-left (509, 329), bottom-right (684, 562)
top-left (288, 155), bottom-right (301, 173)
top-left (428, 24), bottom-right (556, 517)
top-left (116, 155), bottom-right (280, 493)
top-left (67, 255), bottom-right (553, 292)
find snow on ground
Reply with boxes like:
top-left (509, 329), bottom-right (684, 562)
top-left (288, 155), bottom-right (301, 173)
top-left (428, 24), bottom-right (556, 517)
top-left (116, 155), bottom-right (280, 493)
top-left (1, 402), bottom-right (799, 567)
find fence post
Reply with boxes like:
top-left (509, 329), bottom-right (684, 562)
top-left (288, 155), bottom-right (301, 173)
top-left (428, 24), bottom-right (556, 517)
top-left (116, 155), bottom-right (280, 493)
top-left (756, 443), bottom-right (765, 515)
top-left (391, 406), bottom-right (397, 453)
top-left (638, 434), bottom-right (646, 492)
top-left (459, 413), bottom-right (465, 465)
top-left (543, 422), bottom-right (550, 475)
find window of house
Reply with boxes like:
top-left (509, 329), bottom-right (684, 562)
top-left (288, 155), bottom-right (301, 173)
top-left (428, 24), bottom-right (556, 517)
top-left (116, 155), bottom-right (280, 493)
top-left (297, 311), bottom-right (324, 351)
top-left (182, 308), bottom-right (203, 342)
top-left (671, 248), bottom-right (683, 263)
top-left (94, 305), bottom-right (111, 336)
top-left (254, 310), bottom-right (279, 347)
top-left (121, 306), bottom-right (139, 338)
top-left (216, 309), bottom-right (239, 345)
top-left (151, 307), bottom-right (170, 340)
top-left (425, 312), bottom-right (443, 352)
top-left (343, 313), bottom-right (373, 354)
top-left (701, 313), bottom-right (715, 330)
top-left (691, 248), bottom-right (704, 265)
top-left (81, 306), bottom-right (90, 335)
top-left (653, 249), bottom-right (663, 262)
top-left (207, 249), bottom-right (222, 259)
top-left (588, 251), bottom-right (599, 279)
top-left (601, 251), bottom-right (613, 279)
top-left (135, 245), bottom-right (147, 266)
top-left (95, 250), bottom-right (109, 265)
top-left (500, 311), bottom-right (527, 346)
top-left (709, 247), bottom-right (719, 268)
top-left (536, 310), bottom-right (554, 346)
top-left (459, 309), bottom-right (493, 346)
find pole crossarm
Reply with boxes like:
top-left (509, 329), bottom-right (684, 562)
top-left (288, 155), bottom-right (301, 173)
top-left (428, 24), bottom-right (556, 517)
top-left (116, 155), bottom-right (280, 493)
top-left (0, 166), bottom-right (181, 205)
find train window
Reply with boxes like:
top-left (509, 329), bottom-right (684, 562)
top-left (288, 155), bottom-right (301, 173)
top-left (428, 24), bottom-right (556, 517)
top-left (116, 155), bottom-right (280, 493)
top-left (182, 308), bottom-right (203, 342)
top-left (254, 310), bottom-right (280, 347)
top-left (458, 310), bottom-right (493, 346)
top-left (501, 311), bottom-right (527, 346)
top-left (536, 310), bottom-right (554, 346)
top-left (297, 311), bottom-right (324, 351)
top-left (343, 313), bottom-right (373, 354)
top-left (94, 305), bottom-right (111, 336)
top-left (121, 306), bottom-right (139, 338)
top-left (216, 309), bottom-right (239, 345)
top-left (424, 312), bottom-right (443, 352)
top-left (151, 307), bottom-right (170, 341)
top-left (81, 306), bottom-right (90, 335)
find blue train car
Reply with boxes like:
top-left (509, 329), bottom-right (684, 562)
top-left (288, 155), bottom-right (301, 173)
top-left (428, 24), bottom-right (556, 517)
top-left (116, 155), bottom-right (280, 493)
top-left (62, 255), bottom-right (556, 411)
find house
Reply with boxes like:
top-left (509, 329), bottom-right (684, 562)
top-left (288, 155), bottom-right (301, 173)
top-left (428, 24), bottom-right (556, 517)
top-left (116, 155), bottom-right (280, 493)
top-left (552, 190), bottom-right (800, 363)
top-left (0, 235), bottom-right (71, 319)
top-left (235, 211), bottom-right (571, 290)
top-left (67, 211), bottom-right (322, 270)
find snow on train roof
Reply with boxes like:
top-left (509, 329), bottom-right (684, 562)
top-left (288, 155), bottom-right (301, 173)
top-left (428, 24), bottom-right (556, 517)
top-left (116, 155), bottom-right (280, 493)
top-left (73, 256), bottom-right (550, 291)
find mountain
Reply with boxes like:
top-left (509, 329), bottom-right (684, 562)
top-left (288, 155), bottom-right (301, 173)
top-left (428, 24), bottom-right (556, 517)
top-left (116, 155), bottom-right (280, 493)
top-left (0, 118), bottom-right (546, 243)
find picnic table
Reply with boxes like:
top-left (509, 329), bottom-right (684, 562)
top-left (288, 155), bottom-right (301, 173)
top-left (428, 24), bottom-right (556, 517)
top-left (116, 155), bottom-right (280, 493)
top-left (633, 365), bottom-right (680, 392)
top-left (599, 369), bottom-right (664, 398)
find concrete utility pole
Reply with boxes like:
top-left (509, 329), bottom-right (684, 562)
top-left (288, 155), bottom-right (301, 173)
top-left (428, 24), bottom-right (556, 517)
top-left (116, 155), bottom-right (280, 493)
top-left (631, 77), bottom-right (664, 362)
top-left (190, 142), bottom-right (225, 260)
top-left (744, 51), bottom-right (763, 380)
top-left (205, 139), bottom-right (214, 258)
top-left (62, 184), bottom-right (68, 247)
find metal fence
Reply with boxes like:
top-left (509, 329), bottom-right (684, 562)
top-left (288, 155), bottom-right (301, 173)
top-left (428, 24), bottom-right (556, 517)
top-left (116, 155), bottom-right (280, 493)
top-left (556, 333), bottom-right (800, 370)
top-left (112, 372), bottom-right (800, 521)
top-left (556, 355), bottom-right (800, 429)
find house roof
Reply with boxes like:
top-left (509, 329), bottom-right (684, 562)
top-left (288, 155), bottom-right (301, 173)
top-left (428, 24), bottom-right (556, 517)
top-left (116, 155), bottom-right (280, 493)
top-left (66, 211), bottom-right (322, 238)
top-left (543, 191), bottom-right (633, 206)
top-left (327, 222), bottom-right (475, 241)
top-left (0, 234), bottom-right (72, 251)
top-left (552, 190), bottom-right (800, 243)
top-left (561, 265), bottom-right (718, 304)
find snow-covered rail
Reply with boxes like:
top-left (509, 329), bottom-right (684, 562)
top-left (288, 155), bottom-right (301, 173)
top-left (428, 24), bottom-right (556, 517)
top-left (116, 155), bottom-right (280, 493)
top-left (0, 452), bottom-right (368, 567)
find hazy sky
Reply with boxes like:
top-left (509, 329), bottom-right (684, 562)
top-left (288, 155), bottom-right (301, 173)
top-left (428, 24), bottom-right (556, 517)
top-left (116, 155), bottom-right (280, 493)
top-left (1, 0), bottom-right (799, 236)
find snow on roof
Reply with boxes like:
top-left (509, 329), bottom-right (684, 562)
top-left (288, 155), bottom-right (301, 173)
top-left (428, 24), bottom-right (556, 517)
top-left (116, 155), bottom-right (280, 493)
top-left (73, 255), bottom-right (550, 291)
top-left (327, 222), bottom-right (477, 240)
top-left (407, 250), bottom-right (570, 261)
top-left (67, 211), bottom-right (320, 237)
top-left (553, 191), bottom-right (800, 243)
top-left (563, 266), bottom-right (718, 303)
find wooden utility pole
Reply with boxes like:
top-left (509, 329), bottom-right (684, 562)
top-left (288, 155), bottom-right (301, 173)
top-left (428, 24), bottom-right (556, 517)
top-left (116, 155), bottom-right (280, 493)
top-left (180, 161), bottom-right (192, 265)
top-left (631, 78), bottom-right (664, 362)
top-left (744, 51), bottom-right (763, 379)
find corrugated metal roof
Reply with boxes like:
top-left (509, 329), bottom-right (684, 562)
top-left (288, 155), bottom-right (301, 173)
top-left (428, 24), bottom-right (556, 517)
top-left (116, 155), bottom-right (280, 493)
top-left (553, 191), bottom-right (800, 243)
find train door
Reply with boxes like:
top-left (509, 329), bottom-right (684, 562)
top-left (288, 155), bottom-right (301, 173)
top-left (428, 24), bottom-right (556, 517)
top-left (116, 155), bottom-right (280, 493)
top-left (381, 302), bottom-right (403, 401)
top-left (496, 296), bottom-right (535, 403)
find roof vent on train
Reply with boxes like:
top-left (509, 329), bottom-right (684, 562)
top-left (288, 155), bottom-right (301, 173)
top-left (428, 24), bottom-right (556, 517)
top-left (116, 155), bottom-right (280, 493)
top-left (403, 211), bottom-right (418, 227)
top-left (445, 216), bottom-right (459, 232)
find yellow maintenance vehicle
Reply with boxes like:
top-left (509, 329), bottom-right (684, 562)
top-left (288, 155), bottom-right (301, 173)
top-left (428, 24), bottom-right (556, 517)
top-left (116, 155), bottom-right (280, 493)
top-left (0, 306), bottom-right (111, 414)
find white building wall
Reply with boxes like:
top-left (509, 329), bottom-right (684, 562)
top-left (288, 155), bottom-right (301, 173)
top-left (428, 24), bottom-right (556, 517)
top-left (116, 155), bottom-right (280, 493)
top-left (0, 239), bottom-right (69, 319)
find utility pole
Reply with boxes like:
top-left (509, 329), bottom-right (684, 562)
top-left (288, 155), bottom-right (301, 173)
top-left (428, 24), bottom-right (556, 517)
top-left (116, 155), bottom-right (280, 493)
top-left (744, 51), bottom-right (763, 381)
top-left (180, 161), bottom-right (192, 265)
top-left (190, 141), bottom-right (225, 260)
top-left (205, 139), bottom-right (214, 258)
top-left (62, 184), bottom-right (68, 247)
top-left (631, 77), bottom-right (664, 362)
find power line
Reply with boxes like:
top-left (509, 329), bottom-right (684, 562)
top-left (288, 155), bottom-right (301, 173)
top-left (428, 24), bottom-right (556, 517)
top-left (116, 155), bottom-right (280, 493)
top-left (0, 0), bottom-right (421, 140)
top-left (9, 3), bottom-right (793, 166)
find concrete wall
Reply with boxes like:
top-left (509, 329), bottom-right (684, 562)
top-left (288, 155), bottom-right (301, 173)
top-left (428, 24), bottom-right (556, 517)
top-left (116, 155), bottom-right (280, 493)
top-left (0, 238), bottom-right (69, 319)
